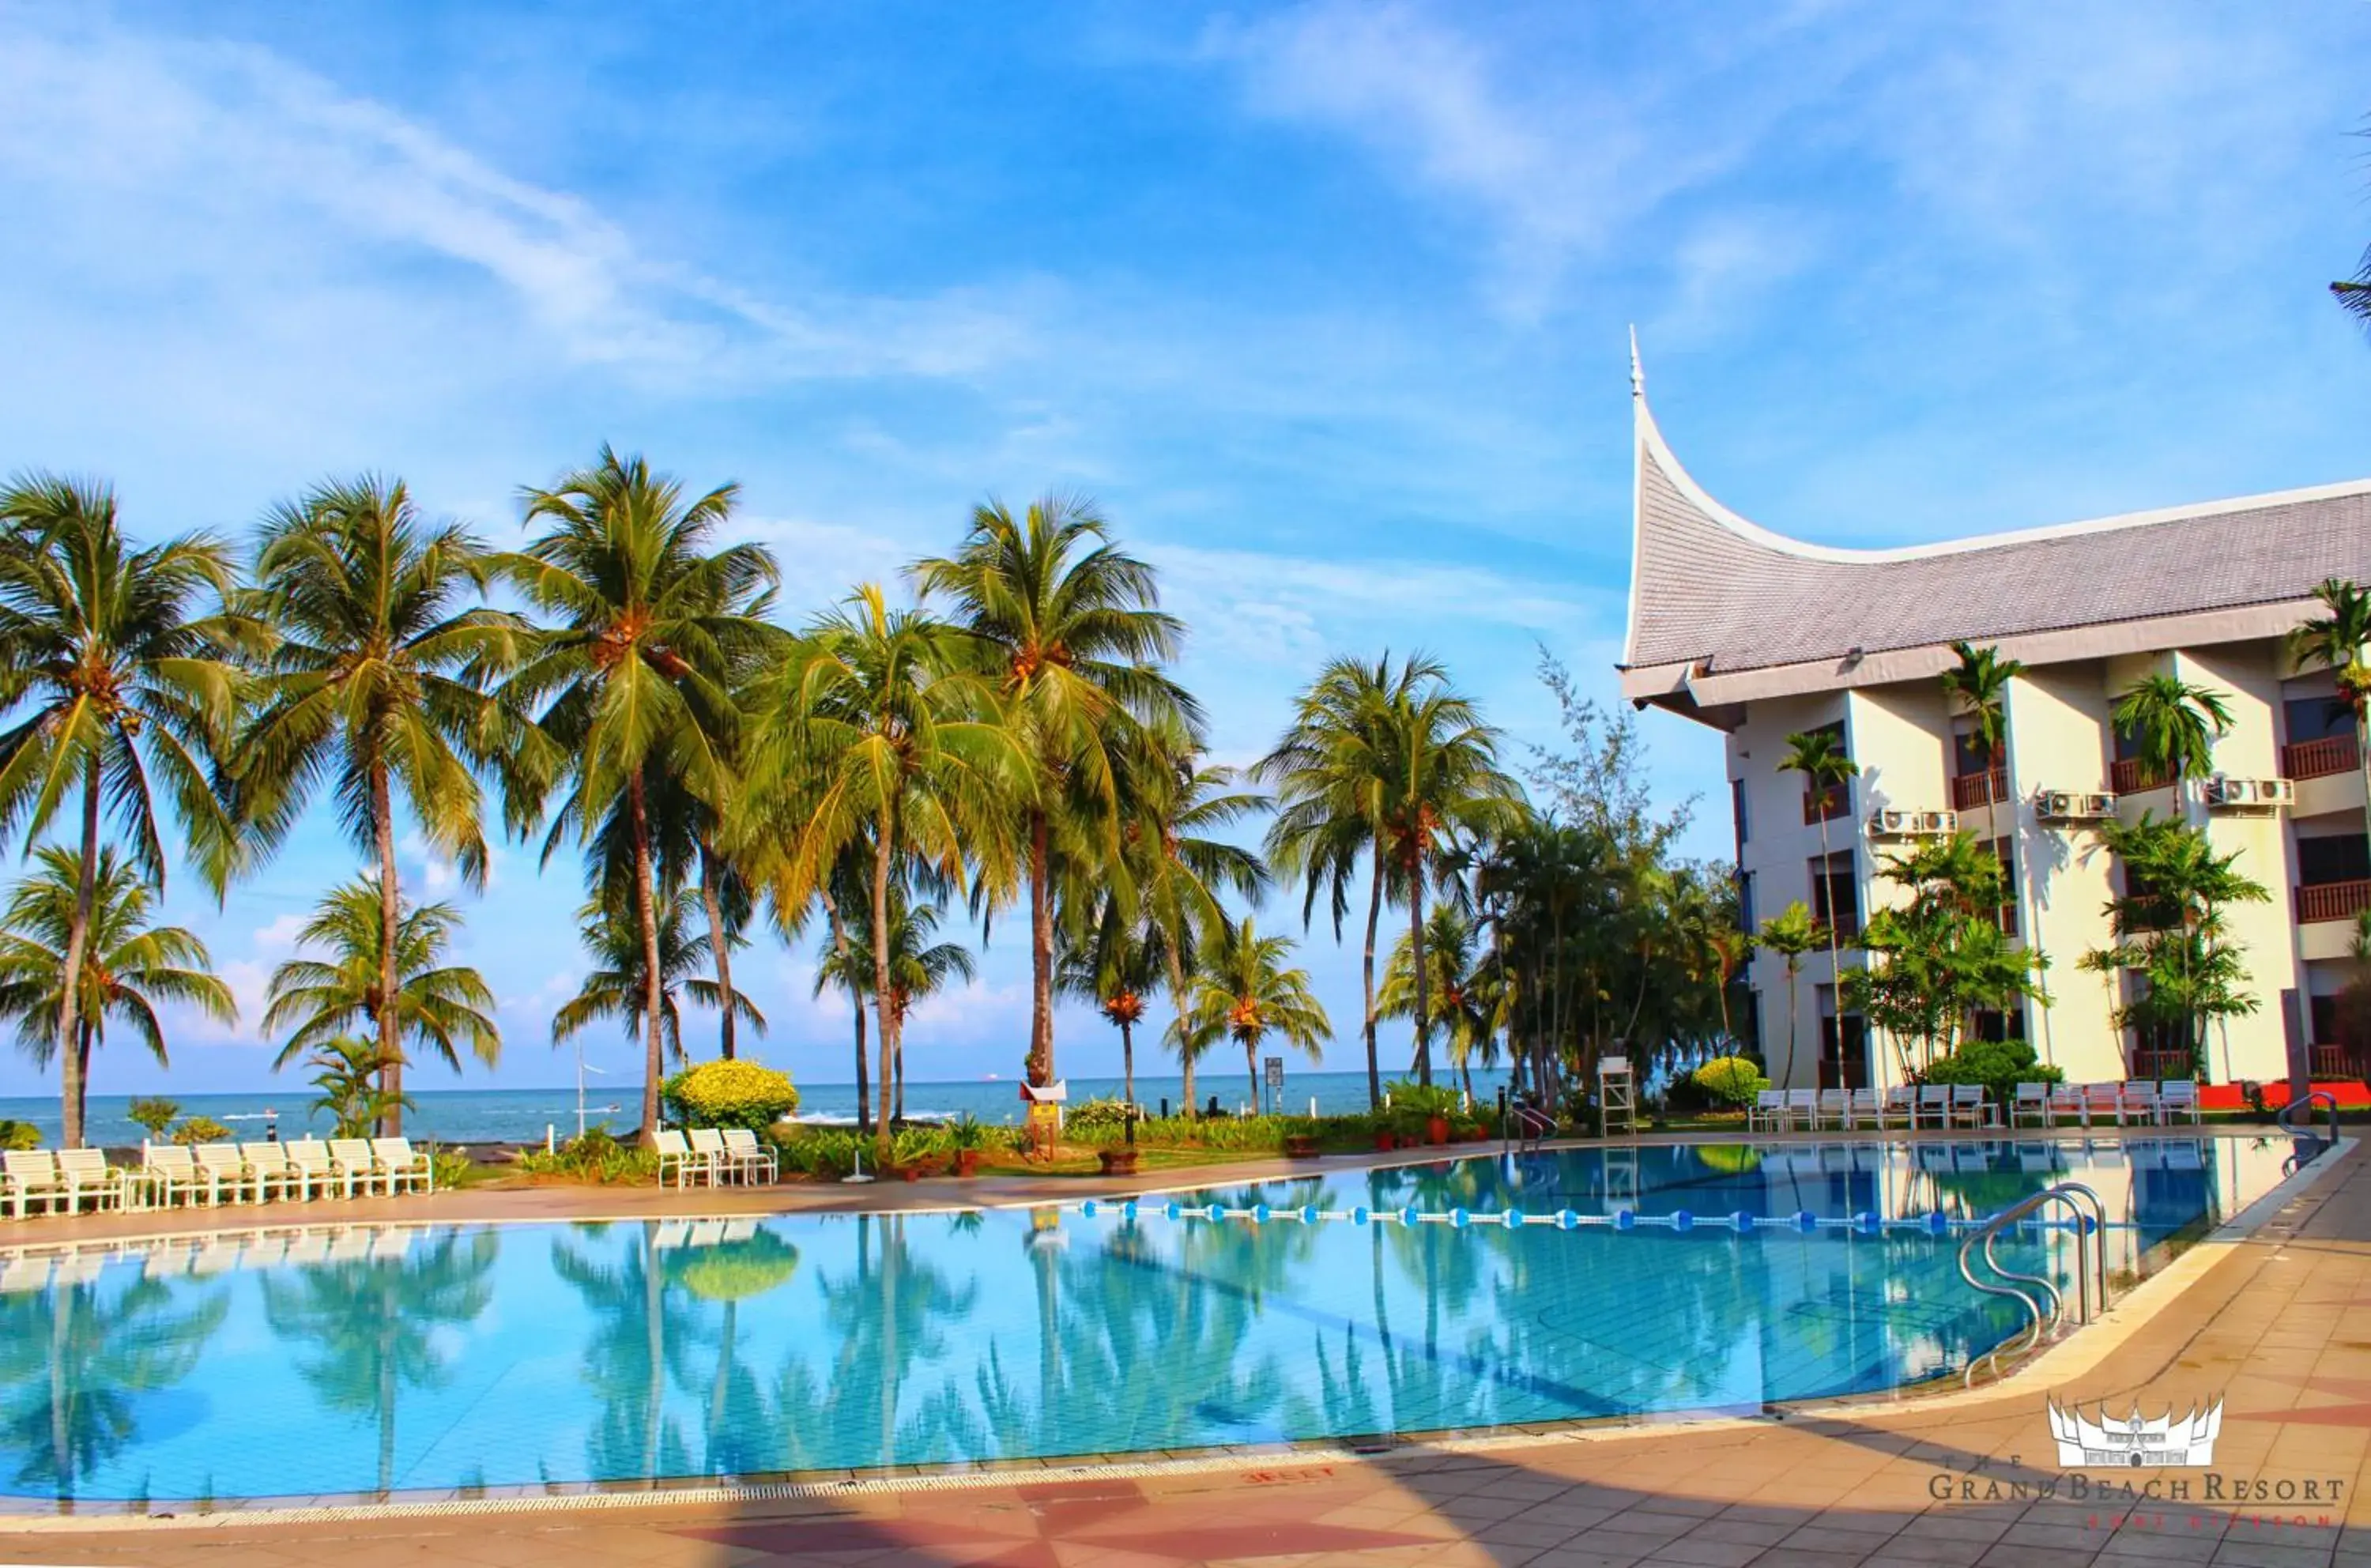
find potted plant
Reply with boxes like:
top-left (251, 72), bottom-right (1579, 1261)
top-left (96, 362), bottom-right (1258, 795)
top-left (948, 1117), bottom-right (989, 1178)
top-left (1374, 1125), bottom-right (1397, 1152)
top-left (1097, 1144), bottom-right (1140, 1175)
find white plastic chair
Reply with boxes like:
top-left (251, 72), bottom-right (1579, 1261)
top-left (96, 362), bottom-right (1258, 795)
top-left (1747, 1089), bottom-right (1786, 1133)
top-left (1948, 1084), bottom-right (1991, 1129)
top-left (53, 1148), bottom-right (116, 1212)
top-left (1914, 1084), bottom-right (1951, 1130)
top-left (2010, 1083), bottom-right (2052, 1129)
top-left (2, 1151), bottom-right (65, 1219)
top-left (285, 1140), bottom-right (349, 1200)
top-left (721, 1129), bottom-right (778, 1183)
top-left (1783, 1088), bottom-right (1819, 1131)
top-left (370, 1138), bottom-right (432, 1195)
top-left (1849, 1087), bottom-right (1887, 1129)
top-left (653, 1129), bottom-right (709, 1188)
top-left (2158, 1080), bottom-right (2201, 1125)
top-left (2047, 1082), bottom-right (2086, 1128)
top-left (2122, 1080), bottom-right (2165, 1126)
top-left (1815, 1088), bottom-right (1851, 1130)
top-left (242, 1142), bottom-right (299, 1203)
top-left (1884, 1085), bottom-right (1917, 1127)
top-left (2083, 1083), bottom-right (2127, 1128)
top-left (688, 1128), bottom-right (737, 1185)
top-left (192, 1144), bottom-right (256, 1204)
top-left (329, 1139), bottom-right (386, 1197)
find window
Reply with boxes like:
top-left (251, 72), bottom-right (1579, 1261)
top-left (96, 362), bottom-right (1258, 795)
top-left (1794, 722), bottom-right (1853, 824)
top-left (1739, 869), bottom-right (1756, 936)
top-left (2299, 837), bottom-right (2371, 888)
top-left (1971, 1008), bottom-right (2025, 1042)
top-left (1731, 778), bottom-right (1750, 848)
top-left (1810, 854), bottom-right (1858, 941)
top-left (1952, 726), bottom-right (1994, 778)
top-left (2286, 695), bottom-right (2358, 744)
top-left (2312, 993), bottom-right (2339, 1046)
top-left (1985, 836), bottom-right (2019, 938)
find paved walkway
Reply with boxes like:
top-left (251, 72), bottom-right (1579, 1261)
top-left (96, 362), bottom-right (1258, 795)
top-left (7, 1136), bottom-right (2371, 1567)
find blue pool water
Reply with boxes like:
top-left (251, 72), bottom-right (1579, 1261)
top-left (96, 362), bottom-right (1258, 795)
top-left (0, 1136), bottom-right (2301, 1504)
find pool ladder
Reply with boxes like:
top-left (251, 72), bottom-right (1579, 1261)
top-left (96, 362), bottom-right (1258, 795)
top-left (1958, 1181), bottom-right (2109, 1387)
top-left (2278, 1090), bottom-right (2341, 1175)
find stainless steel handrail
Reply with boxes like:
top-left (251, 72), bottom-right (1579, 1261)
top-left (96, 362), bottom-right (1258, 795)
top-left (2278, 1089), bottom-right (2339, 1146)
top-left (1958, 1182), bottom-right (2108, 1387)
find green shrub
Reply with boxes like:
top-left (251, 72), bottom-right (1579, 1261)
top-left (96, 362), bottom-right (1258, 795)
top-left (126, 1098), bottom-right (181, 1140)
top-left (661, 1060), bottom-right (800, 1132)
top-left (1691, 1056), bottom-right (1769, 1111)
top-left (170, 1116), bottom-right (232, 1145)
top-left (947, 1115), bottom-right (992, 1152)
top-left (1918, 1037), bottom-right (2062, 1108)
top-left (893, 1125), bottom-right (953, 1166)
top-left (515, 1129), bottom-right (658, 1185)
top-left (767, 1127), bottom-right (869, 1178)
top-left (0, 1119), bottom-right (40, 1152)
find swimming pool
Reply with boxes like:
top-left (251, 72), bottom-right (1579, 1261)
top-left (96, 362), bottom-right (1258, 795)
top-left (0, 1136), bottom-right (2305, 1505)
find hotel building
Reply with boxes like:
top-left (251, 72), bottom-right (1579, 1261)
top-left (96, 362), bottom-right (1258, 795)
top-left (1618, 363), bottom-right (2371, 1091)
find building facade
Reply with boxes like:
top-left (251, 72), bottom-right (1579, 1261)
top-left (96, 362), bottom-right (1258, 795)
top-left (1618, 364), bottom-right (2371, 1091)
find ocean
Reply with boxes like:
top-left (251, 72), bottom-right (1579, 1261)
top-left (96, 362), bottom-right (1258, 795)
top-left (0, 1067), bottom-right (1516, 1148)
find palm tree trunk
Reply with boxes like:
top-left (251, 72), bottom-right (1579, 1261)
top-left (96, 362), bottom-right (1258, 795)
top-left (371, 759), bottom-right (405, 1136)
top-left (700, 844), bottom-right (736, 1061)
top-left (628, 771), bottom-right (665, 1148)
top-left (1361, 859), bottom-right (1384, 1109)
top-left (1782, 963), bottom-right (1801, 1090)
top-left (1121, 1017), bottom-right (1135, 1109)
top-left (1411, 870), bottom-right (1432, 1087)
top-left (1246, 1037), bottom-right (1259, 1109)
top-left (893, 1030), bottom-right (905, 1124)
top-left (1169, 948), bottom-right (1196, 1117)
top-left (1817, 814), bottom-right (1842, 1087)
top-left (642, 1227), bottom-right (665, 1477)
top-left (1027, 812), bottom-right (1054, 1087)
top-left (871, 816), bottom-right (898, 1165)
top-left (824, 890), bottom-right (869, 1136)
top-left (56, 756), bottom-right (102, 1149)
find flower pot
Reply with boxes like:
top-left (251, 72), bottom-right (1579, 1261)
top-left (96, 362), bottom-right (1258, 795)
top-left (899, 1164), bottom-right (921, 1182)
top-left (1098, 1148), bottom-right (1140, 1176)
top-left (1427, 1115), bottom-right (1449, 1147)
top-left (955, 1150), bottom-right (982, 1178)
top-left (1374, 1131), bottom-right (1397, 1152)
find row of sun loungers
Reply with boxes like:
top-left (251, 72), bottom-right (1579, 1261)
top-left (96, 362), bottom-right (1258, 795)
top-left (654, 1128), bottom-right (778, 1187)
top-left (2, 1138), bottom-right (434, 1218)
top-left (1747, 1080), bottom-right (2203, 1136)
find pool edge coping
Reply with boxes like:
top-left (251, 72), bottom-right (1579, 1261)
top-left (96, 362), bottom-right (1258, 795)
top-left (0, 1133), bottom-right (2346, 1534)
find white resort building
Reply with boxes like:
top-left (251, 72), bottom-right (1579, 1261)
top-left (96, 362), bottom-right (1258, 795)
top-left (1618, 362), bottom-right (2371, 1094)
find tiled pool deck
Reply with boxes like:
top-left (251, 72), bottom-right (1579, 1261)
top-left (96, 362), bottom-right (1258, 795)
top-left (6, 1129), bottom-right (2369, 1567)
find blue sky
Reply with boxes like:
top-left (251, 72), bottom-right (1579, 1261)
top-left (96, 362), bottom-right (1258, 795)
top-left (2, 1), bottom-right (2367, 1097)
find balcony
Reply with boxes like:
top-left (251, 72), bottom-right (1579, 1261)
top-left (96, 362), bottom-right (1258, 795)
top-left (1801, 782), bottom-right (1850, 825)
top-left (1950, 766), bottom-right (2008, 812)
top-left (2282, 733), bottom-right (2362, 782)
top-left (2109, 756), bottom-right (2173, 795)
top-left (2297, 879), bottom-right (2371, 925)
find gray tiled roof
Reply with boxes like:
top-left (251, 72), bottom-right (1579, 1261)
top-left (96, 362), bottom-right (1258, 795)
top-left (1626, 417), bottom-right (2371, 677)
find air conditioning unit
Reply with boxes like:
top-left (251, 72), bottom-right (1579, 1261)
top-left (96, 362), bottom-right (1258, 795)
top-left (2206, 775), bottom-right (2295, 809)
top-left (2037, 790), bottom-right (2117, 822)
top-left (1868, 808), bottom-right (1958, 839)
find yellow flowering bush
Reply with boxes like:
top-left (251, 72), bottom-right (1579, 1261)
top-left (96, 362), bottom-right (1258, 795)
top-left (661, 1059), bottom-right (800, 1132)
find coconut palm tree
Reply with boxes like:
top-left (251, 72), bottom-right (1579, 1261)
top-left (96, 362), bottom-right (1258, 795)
top-left (1382, 671), bottom-right (1521, 1086)
top-left (1939, 641), bottom-right (2023, 836)
top-left (0, 477), bottom-right (243, 1146)
top-left (0, 846), bottom-right (234, 1117)
top-left (831, 886), bottom-right (975, 1122)
top-left (499, 447), bottom-right (780, 1144)
top-left (1182, 915), bottom-right (1331, 1107)
top-left (1058, 893), bottom-right (1164, 1110)
top-left (552, 887), bottom-right (763, 1065)
top-left (747, 585), bottom-right (1023, 1163)
top-left (1254, 654), bottom-right (1433, 1107)
top-left (908, 495), bottom-right (1196, 1090)
top-left (1755, 900), bottom-right (1820, 1089)
top-left (2112, 673), bottom-right (2233, 792)
top-left (1378, 905), bottom-right (1497, 1101)
top-left (232, 476), bottom-right (533, 1132)
top-left (1778, 727), bottom-right (1860, 1076)
top-left (2289, 577), bottom-right (2371, 855)
top-left (260, 877), bottom-right (501, 1076)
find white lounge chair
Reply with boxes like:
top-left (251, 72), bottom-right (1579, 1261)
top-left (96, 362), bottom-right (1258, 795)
top-left (54, 1148), bottom-right (118, 1212)
top-left (192, 1143), bottom-right (257, 1204)
top-left (653, 1129), bottom-right (712, 1188)
top-left (242, 1142), bottom-right (300, 1203)
top-left (1914, 1084), bottom-right (1951, 1130)
top-left (329, 1139), bottom-right (386, 1197)
top-left (721, 1128), bottom-right (778, 1184)
top-left (688, 1128), bottom-right (739, 1184)
top-left (1849, 1086), bottom-right (1888, 1129)
top-left (2083, 1083), bottom-right (2127, 1128)
top-left (2, 1151), bottom-right (66, 1219)
top-left (286, 1139), bottom-right (352, 1200)
top-left (139, 1144), bottom-right (209, 1206)
top-left (1884, 1084), bottom-right (1917, 1128)
top-left (1747, 1089), bottom-right (1787, 1133)
top-left (2159, 1080), bottom-right (2201, 1125)
top-left (2047, 1082), bottom-right (2087, 1128)
top-left (2010, 1082), bottom-right (2052, 1129)
top-left (2122, 1080), bottom-right (2165, 1126)
top-left (1782, 1088), bottom-right (1819, 1132)
top-left (370, 1138), bottom-right (433, 1196)
top-left (1947, 1084), bottom-right (1992, 1129)
top-left (1815, 1088), bottom-right (1851, 1131)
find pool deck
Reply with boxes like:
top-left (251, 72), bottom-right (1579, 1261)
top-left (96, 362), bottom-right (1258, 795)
top-left (7, 1129), bottom-right (2371, 1567)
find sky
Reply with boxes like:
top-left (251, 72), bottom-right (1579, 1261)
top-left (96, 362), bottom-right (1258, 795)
top-left (1, 1), bottom-right (2367, 1098)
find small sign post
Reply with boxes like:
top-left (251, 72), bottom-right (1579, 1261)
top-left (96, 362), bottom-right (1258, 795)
top-left (1264, 1056), bottom-right (1284, 1117)
top-left (1020, 1080), bottom-right (1068, 1161)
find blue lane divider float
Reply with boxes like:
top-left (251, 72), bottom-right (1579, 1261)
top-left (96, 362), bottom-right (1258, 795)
top-left (1073, 1197), bottom-right (2109, 1234)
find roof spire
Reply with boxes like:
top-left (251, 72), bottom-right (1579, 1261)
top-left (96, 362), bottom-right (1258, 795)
top-left (1628, 325), bottom-right (1644, 398)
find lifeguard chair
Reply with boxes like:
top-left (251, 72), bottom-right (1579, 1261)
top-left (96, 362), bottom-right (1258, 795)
top-left (1599, 1054), bottom-right (1637, 1137)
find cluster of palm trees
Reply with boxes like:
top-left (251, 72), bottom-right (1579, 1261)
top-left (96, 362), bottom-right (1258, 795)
top-left (0, 459), bottom-right (1765, 1159)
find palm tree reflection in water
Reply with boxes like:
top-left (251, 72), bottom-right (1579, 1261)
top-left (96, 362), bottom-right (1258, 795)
top-left (0, 1270), bottom-right (228, 1502)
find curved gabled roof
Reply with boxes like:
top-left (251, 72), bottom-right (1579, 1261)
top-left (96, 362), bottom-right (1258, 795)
top-left (1619, 365), bottom-right (2371, 712)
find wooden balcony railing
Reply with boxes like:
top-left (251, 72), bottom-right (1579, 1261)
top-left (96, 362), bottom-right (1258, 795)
top-left (1951, 767), bottom-right (2008, 811)
top-left (1802, 782), bottom-right (1850, 824)
top-left (2109, 756), bottom-right (2173, 794)
top-left (2297, 879), bottom-right (2371, 925)
top-left (2130, 1048), bottom-right (2195, 1080)
top-left (2282, 733), bottom-right (2362, 782)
